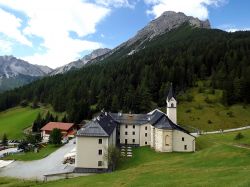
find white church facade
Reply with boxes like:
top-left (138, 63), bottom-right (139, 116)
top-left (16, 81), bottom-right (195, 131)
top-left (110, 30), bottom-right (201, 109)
top-left (75, 85), bottom-right (195, 173)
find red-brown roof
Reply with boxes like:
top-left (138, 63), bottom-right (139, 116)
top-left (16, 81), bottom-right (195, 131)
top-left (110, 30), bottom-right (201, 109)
top-left (41, 122), bottom-right (74, 131)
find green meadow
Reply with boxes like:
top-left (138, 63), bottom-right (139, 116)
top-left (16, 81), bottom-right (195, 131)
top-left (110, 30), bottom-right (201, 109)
top-left (177, 85), bottom-right (250, 131)
top-left (1, 130), bottom-right (250, 187)
top-left (0, 105), bottom-right (64, 140)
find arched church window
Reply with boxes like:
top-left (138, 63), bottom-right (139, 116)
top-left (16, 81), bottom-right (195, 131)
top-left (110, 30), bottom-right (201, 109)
top-left (165, 135), bottom-right (170, 146)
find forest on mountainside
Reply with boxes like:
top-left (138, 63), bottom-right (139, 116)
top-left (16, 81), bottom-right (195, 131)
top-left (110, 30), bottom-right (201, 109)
top-left (0, 25), bottom-right (250, 123)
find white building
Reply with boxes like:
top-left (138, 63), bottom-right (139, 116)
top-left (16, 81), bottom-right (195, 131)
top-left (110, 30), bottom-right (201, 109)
top-left (75, 85), bottom-right (195, 173)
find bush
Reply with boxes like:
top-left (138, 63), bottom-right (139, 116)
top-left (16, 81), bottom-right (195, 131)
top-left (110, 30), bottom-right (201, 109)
top-left (195, 104), bottom-right (203, 110)
top-left (49, 128), bottom-right (62, 145)
top-left (227, 111), bottom-right (234, 118)
top-left (204, 96), bottom-right (214, 104)
top-left (2, 134), bottom-right (8, 146)
top-left (234, 133), bottom-right (244, 140)
top-left (185, 109), bottom-right (192, 113)
top-left (198, 87), bottom-right (205, 93)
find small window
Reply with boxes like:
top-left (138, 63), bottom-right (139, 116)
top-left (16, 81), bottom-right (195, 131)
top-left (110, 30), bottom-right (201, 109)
top-left (125, 125), bottom-right (128, 128)
top-left (145, 141), bottom-right (147, 145)
top-left (98, 149), bottom-right (102, 155)
top-left (98, 161), bottom-right (102, 166)
top-left (145, 133), bottom-right (147, 137)
top-left (145, 126), bottom-right (147, 130)
top-left (132, 131), bottom-right (135, 135)
top-left (98, 139), bottom-right (102, 144)
top-left (171, 103), bottom-right (174, 107)
top-left (125, 131), bottom-right (128, 135)
top-left (182, 137), bottom-right (184, 141)
top-left (133, 125), bottom-right (135, 129)
top-left (132, 139), bottom-right (135, 143)
top-left (184, 145), bottom-right (187, 150)
top-left (125, 139), bottom-right (128, 144)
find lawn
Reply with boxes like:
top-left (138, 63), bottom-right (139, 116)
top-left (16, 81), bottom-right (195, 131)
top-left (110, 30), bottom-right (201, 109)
top-left (2, 144), bottom-right (59, 161)
top-left (176, 84), bottom-right (250, 131)
top-left (1, 130), bottom-right (250, 187)
top-left (0, 105), bottom-right (65, 140)
top-left (0, 107), bottom-right (41, 140)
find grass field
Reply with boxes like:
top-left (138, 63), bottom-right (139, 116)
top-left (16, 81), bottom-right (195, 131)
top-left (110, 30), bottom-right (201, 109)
top-left (0, 105), bottom-right (64, 140)
top-left (177, 85), bottom-right (250, 131)
top-left (1, 130), bottom-right (250, 187)
top-left (2, 145), bottom-right (59, 161)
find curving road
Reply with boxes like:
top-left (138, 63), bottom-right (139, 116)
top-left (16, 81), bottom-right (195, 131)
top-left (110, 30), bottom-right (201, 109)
top-left (0, 139), bottom-right (75, 180)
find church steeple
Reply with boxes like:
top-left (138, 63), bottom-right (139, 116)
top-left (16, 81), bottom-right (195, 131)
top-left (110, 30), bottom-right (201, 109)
top-left (166, 83), bottom-right (177, 124)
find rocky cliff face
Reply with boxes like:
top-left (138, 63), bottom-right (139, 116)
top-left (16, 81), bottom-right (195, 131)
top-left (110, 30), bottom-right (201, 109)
top-left (50, 48), bottom-right (111, 75)
top-left (0, 55), bottom-right (53, 92)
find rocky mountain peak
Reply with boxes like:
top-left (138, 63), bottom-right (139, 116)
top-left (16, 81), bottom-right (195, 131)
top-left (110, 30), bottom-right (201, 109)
top-left (124, 11), bottom-right (211, 47)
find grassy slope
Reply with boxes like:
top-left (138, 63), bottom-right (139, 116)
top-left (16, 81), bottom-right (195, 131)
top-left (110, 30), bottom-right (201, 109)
top-left (0, 105), bottom-right (65, 140)
top-left (3, 145), bottom-right (59, 161)
top-left (1, 130), bottom-right (250, 187)
top-left (177, 84), bottom-right (250, 131)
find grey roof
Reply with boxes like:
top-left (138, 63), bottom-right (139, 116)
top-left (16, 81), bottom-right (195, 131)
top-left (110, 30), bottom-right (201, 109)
top-left (110, 113), bottom-right (149, 125)
top-left (77, 109), bottom-right (192, 137)
top-left (77, 113), bottom-right (117, 137)
top-left (167, 83), bottom-right (176, 101)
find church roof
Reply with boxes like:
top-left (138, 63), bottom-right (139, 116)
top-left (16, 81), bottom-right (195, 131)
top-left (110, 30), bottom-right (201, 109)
top-left (167, 83), bottom-right (176, 101)
top-left (109, 113), bottom-right (148, 125)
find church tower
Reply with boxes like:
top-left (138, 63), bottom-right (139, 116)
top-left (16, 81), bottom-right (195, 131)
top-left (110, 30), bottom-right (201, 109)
top-left (166, 83), bottom-right (177, 124)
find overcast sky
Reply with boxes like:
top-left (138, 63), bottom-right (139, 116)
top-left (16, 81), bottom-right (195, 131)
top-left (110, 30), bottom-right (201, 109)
top-left (0, 0), bottom-right (249, 68)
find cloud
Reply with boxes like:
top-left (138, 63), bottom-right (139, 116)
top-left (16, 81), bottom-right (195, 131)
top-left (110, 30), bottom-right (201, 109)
top-left (95, 0), bottom-right (135, 8)
top-left (218, 24), bottom-right (250, 32)
top-left (226, 28), bottom-right (250, 32)
top-left (0, 39), bottom-right (13, 53)
top-left (0, 8), bottom-right (31, 46)
top-left (0, 0), bottom-right (110, 68)
top-left (145, 0), bottom-right (226, 20)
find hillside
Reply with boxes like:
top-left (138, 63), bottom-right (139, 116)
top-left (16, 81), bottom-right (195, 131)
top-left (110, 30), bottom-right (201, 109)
top-left (0, 105), bottom-right (64, 140)
top-left (176, 82), bottom-right (250, 131)
top-left (1, 130), bottom-right (250, 187)
top-left (0, 12), bottom-right (249, 124)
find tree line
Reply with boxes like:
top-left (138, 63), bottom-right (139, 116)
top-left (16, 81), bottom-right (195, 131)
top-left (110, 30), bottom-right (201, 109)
top-left (0, 25), bottom-right (250, 123)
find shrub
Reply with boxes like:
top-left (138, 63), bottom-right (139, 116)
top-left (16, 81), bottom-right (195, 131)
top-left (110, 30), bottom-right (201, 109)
top-left (227, 111), bottom-right (234, 118)
top-left (49, 128), bottom-right (62, 145)
top-left (185, 109), bottom-right (192, 113)
top-left (234, 133), bottom-right (244, 140)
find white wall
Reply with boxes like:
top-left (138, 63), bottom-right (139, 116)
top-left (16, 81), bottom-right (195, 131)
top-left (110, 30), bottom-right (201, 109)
top-left (75, 136), bottom-right (108, 169)
top-left (139, 124), bottom-right (151, 146)
top-left (172, 130), bottom-right (195, 152)
top-left (154, 129), bottom-right (173, 152)
top-left (120, 124), bottom-right (140, 145)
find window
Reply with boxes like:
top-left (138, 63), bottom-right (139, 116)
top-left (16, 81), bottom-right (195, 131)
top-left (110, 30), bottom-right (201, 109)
top-left (132, 139), bottom-right (135, 143)
top-left (165, 135), bottom-right (170, 146)
top-left (182, 137), bottom-right (184, 141)
top-left (125, 125), bottom-right (128, 128)
top-left (132, 131), bottom-right (135, 135)
top-left (145, 133), bottom-right (147, 137)
top-left (171, 103), bottom-right (174, 107)
top-left (133, 125), bottom-right (135, 129)
top-left (145, 141), bottom-right (147, 145)
top-left (98, 161), bottom-right (102, 166)
top-left (145, 126), bottom-right (147, 130)
top-left (98, 149), bottom-right (102, 155)
top-left (184, 145), bottom-right (187, 150)
top-left (125, 139), bottom-right (127, 144)
top-left (125, 131), bottom-right (128, 135)
top-left (98, 139), bottom-right (102, 144)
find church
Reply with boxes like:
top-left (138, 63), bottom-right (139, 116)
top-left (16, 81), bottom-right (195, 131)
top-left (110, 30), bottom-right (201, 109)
top-left (75, 85), bottom-right (195, 173)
